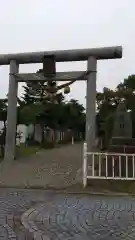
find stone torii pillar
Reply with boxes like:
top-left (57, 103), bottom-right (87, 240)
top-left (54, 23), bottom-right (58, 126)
top-left (0, 46), bottom-right (122, 161)
top-left (86, 56), bottom-right (97, 152)
top-left (4, 61), bottom-right (19, 161)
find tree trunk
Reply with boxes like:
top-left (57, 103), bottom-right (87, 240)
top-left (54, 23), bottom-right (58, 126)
top-left (3, 121), bottom-right (6, 128)
top-left (40, 123), bottom-right (44, 144)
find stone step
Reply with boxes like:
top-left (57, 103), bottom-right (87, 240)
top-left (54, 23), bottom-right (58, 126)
top-left (109, 145), bottom-right (135, 153)
top-left (111, 137), bottom-right (135, 146)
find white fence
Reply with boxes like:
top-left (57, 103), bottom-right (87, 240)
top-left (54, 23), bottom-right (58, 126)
top-left (83, 142), bottom-right (135, 187)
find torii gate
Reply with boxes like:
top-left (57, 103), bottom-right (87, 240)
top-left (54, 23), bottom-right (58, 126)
top-left (0, 46), bottom-right (122, 161)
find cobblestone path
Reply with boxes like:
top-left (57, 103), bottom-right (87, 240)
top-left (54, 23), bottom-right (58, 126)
top-left (1, 188), bottom-right (135, 239)
top-left (0, 188), bottom-right (48, 239)
top-left (22, 193), bottom-right (135, 239)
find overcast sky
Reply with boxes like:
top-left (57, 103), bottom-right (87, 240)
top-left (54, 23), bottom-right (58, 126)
top-left (0, 0), bottom-right (134, 106)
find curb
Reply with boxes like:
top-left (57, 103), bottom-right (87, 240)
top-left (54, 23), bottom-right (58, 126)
top-left (0, 185), bottom-right (135, 197)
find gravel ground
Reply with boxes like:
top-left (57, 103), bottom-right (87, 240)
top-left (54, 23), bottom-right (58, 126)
top-left (0, 143), bottom-right (82, 189)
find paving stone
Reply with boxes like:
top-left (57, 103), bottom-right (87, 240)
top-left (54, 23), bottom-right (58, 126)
top-left (1, 188), bottom-right (135, 239)
top-left (0, 225), bottom-right (9, 239)
top-left (21, 193), bottom-right (135, 239)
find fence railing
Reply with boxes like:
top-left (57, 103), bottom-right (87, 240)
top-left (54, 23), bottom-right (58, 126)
top-left (83, 142), bottom-right (135, 187)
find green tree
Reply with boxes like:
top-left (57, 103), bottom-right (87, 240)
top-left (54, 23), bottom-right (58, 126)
top-left (96, 75), bottom-right (135, 148)
top-left (19, 68), bottom-right (77, 141)
top-left (0, 98), bottom-right (7, 128)
top-left (18, 67), bottom-right (87, 144)
top-left (63, 99), bottom-right (85, 139)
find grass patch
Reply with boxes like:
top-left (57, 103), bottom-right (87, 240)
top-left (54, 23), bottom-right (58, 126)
top-left (87, 179), bottom-right (135, 193)
top-left (16, 144), bottom-right (41, 158)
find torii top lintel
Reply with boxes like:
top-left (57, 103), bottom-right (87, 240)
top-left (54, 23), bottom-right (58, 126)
top-left (0, 46), bottom-right (122, 65)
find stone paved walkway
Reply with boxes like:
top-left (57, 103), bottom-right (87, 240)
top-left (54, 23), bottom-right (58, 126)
top-left (22, 193), bottom-right (135, 239)
top-left (1, 188), bottom-right (135, 239)
top-left (0, 188), bottom-right (43, 239)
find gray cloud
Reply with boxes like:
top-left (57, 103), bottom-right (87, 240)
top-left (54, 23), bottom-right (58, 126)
top-left (0, 0), bottom-right (134, 106)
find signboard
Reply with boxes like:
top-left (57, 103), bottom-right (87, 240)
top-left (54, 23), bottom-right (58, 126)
top-left (43, 55), bottom-right (56, 77)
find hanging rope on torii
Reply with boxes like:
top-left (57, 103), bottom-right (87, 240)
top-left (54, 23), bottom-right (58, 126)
top-left (26, 70), bottom-right (94, 97)
top-left (12, 54), bottom-right (96, 102)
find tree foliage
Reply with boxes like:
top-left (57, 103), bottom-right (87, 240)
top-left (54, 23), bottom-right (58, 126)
top-left (17, 73), bottom-right (86, 143)
top-left (4, 72), bottom-right (135, 147)
top-left (0, 98), bottom-right (7, 128)
top-left (96, 75), bottom-right (135, 147)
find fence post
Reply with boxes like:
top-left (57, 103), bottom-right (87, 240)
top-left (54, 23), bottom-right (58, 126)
top-left (72, 136), bottom-right (74, 145)
top-left (83, 142), bottom-right (87, 187)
